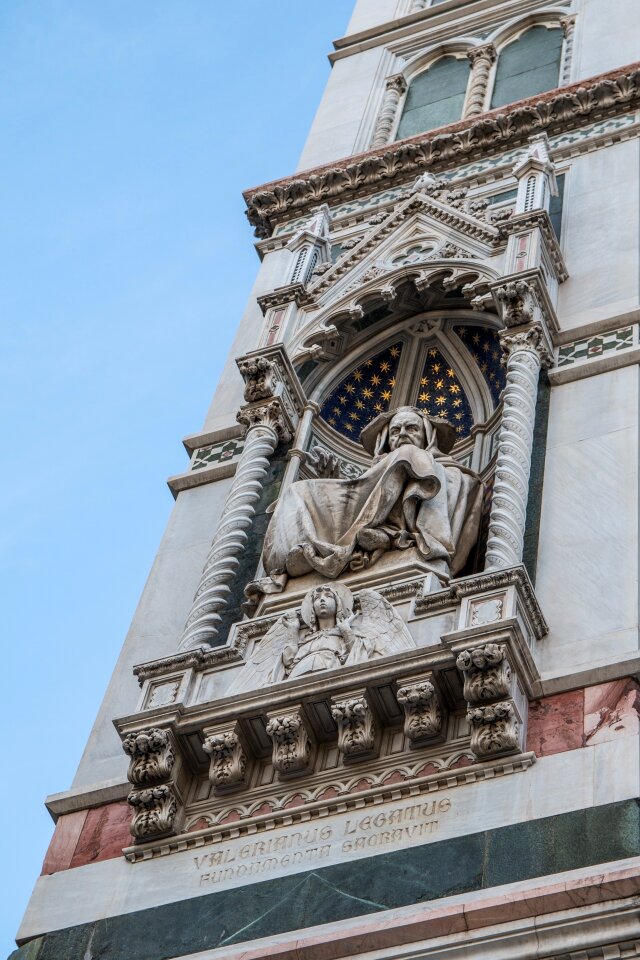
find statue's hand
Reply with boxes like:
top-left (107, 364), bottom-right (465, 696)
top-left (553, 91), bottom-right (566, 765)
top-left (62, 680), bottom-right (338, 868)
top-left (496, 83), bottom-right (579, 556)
top-left (336, 612), bottom-right (356, 641)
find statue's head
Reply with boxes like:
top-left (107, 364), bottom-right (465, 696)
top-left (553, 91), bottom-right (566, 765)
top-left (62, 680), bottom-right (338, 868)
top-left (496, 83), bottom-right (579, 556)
top-left (360, 405), bottom-right (456, 459)
top-left (300, 582), bottom-right (354, 631)
top-left (388, 409), bottom-right (427, 451)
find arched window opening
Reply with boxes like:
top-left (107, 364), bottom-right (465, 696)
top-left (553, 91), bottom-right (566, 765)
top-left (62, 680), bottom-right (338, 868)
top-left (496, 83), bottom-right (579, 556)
top-left (490, 26), bottom-right (563, 109)
top-left (396, 57), bottom-right (469, 140)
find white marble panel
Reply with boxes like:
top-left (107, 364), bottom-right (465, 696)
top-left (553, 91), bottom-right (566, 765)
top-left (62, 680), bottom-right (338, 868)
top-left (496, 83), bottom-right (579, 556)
top-left (536, 367), bottom-right (639, 678)
top-left (20, 737), bottom-right (637, 940)
top-left (557, 141), bottom-right (639, 332)
top-left (345, 0), bottom-right (400, 37)
top-left (574, 0), bottom-right (640, 82)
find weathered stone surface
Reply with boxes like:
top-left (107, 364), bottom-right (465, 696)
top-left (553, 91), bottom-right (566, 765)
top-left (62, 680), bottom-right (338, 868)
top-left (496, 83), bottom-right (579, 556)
top-left (69, 802), bottom-right (132, 868)
top-left (527, 689), bottom-right (584, 756)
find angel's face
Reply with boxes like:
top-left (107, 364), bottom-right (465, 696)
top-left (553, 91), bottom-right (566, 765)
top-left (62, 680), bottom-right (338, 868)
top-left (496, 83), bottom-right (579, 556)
top-left (312, 585), bottom-right (338, 621)
top-left (388, 411), bottom-right (426, 450)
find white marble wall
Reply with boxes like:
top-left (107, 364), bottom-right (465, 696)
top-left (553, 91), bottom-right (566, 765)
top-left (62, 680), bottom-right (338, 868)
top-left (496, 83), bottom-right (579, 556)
top-left (72, 477), bottom-right (233, 788)
top-left (573, 0), bottom-right (640, 81)
top-left (536, 365), bottom-right (639, 681)
top-left (557, 140), bottom-right (640, 332)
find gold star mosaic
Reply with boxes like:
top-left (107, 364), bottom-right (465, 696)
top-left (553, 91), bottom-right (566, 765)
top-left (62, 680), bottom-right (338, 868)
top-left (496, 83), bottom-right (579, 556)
top-left (415, 346), bottom-right (474, 438)
top-left (453, 325), bottom-right (505, 406)
top-left (320, 342), bottom-right (403, 439)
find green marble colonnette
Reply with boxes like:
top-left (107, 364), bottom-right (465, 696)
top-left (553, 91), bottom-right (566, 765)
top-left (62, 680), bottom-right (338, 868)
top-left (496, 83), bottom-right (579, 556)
top-left (10, 800), bottom-right (640, 960)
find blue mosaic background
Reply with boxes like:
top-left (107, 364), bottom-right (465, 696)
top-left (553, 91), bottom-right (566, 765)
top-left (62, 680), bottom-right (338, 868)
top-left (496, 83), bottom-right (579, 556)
top-left (414, 346), bottom-right (474, 439)
top-left (320, 342), bottom-right (403, 438)
top-left (453, 325), bottom-right (505, 406)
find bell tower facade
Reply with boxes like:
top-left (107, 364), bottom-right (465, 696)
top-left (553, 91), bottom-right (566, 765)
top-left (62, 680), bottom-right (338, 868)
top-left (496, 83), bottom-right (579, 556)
top-left (13, 2), bottom-right (640, 959)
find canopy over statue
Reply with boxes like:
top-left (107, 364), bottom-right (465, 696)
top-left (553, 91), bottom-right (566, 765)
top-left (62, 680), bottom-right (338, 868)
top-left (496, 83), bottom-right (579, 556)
top-left (261, 406), bottom-right (484, 588)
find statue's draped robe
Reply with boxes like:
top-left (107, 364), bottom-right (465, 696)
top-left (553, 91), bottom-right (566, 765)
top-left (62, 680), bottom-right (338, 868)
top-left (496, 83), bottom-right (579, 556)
top-left (263, 445), bottom-right (483, 580)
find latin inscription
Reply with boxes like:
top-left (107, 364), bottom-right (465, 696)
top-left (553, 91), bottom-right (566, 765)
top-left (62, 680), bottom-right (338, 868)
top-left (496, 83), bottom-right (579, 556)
top-left (196, 797), bottom-right (451, 886)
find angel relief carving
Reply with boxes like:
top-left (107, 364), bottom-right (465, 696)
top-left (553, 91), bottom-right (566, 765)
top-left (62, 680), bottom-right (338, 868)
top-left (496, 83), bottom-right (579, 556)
top-left (228, 584), bottom-right (415, 695)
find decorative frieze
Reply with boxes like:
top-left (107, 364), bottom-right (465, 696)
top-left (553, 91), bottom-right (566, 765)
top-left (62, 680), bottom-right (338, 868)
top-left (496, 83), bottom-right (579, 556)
top-left (557, 325), bottom-right (634, 368)
top-left (265, 709), bottom-right (314, 777)
top-left (244, 65), bottom-right (640, 236)
top-left (464, 44), bottom-right (496, 118)
top-left (370, 74), bottom-right (407, 148)
top-left (396, 674), bottom-right (445, 745)
top-left (331, 692), bottom-right (379, 762)
top-left (467, 702), bottom-right (520, 758)
top-left (456, 643), bottom-right (512, 702)
top-left (203, 728), bottom-right (249, 792)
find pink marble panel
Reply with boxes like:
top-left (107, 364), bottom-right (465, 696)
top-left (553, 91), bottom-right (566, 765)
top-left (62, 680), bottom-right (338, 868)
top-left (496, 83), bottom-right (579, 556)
top-left (526, 689), bottom-right (584, 755)
top-left (584, 678), bottom-right (640, 744)
top-left (41, 810), bottom-right (87, 875)
top-left (70, 801), bottom-right (131, 868)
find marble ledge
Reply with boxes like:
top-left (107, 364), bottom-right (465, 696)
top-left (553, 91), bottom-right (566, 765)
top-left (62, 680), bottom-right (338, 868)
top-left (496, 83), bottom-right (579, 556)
top-left (168, 462), bottom-right (237, 498)
top-left (45, 777), bottom-right (130, 822)
top-left (156, 863), bottom-right (640, 960)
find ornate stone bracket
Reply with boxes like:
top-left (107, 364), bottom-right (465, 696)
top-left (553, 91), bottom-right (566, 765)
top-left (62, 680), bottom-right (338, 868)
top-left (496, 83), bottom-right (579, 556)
top-left (203, 724), bottom-right (250, 793)
top-left (331, 691), bottom-right (379, 762)
top-left (265, 707), bottom-right (314, 778)
top-left (396, 673), bottom-right (445, 746)
top-left (122, 726), bottom-right (185, 841)
top-left (467, 702), bottom-right (520, 758)
top-left (456, 643), bottom-right (512, 702)
top-left (178, 344), bottom-right (306, 650)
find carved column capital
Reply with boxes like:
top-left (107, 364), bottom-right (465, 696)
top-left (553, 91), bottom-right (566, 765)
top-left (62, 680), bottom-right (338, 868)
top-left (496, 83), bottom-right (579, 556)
top-left (265, 707), bottom-right (314, 778)
top-left (203, 725), bottom-right (249, 793)
top-left (237, 397), bottom-right (292, 443)
top-left (331, 691), bottom-right (379, 762)
top-left (385, 72), bottom-right (407, 94)
top-left (466, 42), bottom-right (497, 66)
top-left (499, 322), bottom-right (553, 369)
top-left (560, 15), bottom-right (576, 38)
top-left (396, 672), bottom-right (445, 745)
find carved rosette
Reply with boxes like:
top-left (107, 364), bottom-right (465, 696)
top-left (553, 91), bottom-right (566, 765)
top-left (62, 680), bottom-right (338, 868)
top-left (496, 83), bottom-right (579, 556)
top-left (128, 784), bottom-right (178, 840)
top-left (456, 644), bottom-right (512, 702)
top-left (331, 694), bottom-right (378, 762)
top-left (203, 730), bottom-right (248, 792)
top-left (485, 322), bottom-right (551, 570)
top-left (265, 711), bottom-right (313, 778)
top-left (122, 727), bottom-right (175, 786)
top-left (370, 74), bottom-right (407, 148)
top-left (464, 43), bottom-right (497, 118)
top-left (396, 678), bottom-right (444, 745)
top-left (467, 702), bottom-right (519, 758)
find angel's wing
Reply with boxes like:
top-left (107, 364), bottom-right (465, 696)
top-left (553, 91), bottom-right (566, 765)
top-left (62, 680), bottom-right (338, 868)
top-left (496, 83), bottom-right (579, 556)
top-left (227, 614), bottom-right (300, 694)
top-left (357, 589), bottom-right (416, 657)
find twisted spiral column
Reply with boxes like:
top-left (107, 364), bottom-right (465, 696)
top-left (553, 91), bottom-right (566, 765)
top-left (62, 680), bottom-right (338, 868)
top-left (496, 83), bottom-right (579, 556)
top-left (560, 17), bottom-right (576, 86)
top-left (463, 44), bottom-right (496, 118)
top-left (370, 74), bottom-right (407, 148)
top-left (485, 325), bottom-right (550, 570)
top-left (179, 420), bottom-right (279, 650)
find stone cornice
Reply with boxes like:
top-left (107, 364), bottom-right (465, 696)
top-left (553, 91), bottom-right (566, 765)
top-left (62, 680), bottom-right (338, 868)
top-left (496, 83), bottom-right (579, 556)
top-left (244, 63), bottom-right (640, 237)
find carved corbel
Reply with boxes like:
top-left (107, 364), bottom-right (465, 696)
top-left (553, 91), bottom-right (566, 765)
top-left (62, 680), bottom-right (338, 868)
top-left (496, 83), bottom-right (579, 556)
top-left (237, 355), bottom-right (277, 403)
top-left (396, 673), bottom-right (446, 746)
top-left (236, 397), bottom-right (292, 444)
top-left (493, 279), bottom-right (537, 327)
top-left (456, 643), bottom-right (512, 702)
top-left (265, 707), bottom-right (314, 778)
top-left (203, 725), bottom-right (250, 793)
top-left (122, 726), bottom-right (184, 840)
top-left (128, 784), bottom-right (179, 840)
top-left (331, 691), bottom-right (379, 762)
top-left (467, 701), bottom-right (520, 758)
top-left (122, 727), bottom-right (175, 786)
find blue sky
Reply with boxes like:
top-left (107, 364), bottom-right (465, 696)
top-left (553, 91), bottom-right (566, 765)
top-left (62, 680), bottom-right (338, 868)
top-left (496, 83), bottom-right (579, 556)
top-left (0, 2), bottom-right (352, 952)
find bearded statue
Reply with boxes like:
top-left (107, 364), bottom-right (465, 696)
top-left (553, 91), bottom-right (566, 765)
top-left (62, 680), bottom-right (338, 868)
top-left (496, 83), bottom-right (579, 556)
top-left (259, 406), bottom-right (484, 591)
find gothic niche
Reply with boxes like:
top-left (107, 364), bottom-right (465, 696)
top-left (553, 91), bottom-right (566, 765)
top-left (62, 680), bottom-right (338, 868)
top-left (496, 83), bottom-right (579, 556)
top-left (229, 583), bottom-right (415, 694)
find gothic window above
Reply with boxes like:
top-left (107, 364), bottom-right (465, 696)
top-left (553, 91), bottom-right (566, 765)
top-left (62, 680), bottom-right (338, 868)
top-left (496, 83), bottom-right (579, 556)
top-left (396, 56), bottom-right (469, 139)
top-left (318, 325), bottom-right (505, 444)
top-left (490, 26), bottom-right (563, 109)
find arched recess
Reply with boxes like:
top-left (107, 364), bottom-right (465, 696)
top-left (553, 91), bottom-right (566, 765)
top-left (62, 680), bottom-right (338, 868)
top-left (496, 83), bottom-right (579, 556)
top-left (396, 55), bottom-right (470, 139)
top-left (490, 24), bottom-right (563, 108)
